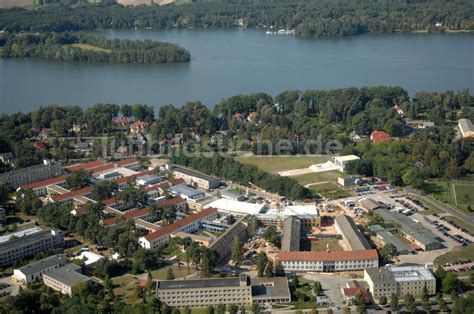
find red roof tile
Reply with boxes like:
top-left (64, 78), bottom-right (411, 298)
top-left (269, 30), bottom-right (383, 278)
top-left (21, 175), bottom-right (67, 190)
top-left (89, 163), bottom-right (116, 174)
top-left (343, 287), bottom-right (370, 300)
top-left (277, 250), bottom-right (379, 262)
top-left (116, 158), bottom-right (139, 167)
top-left (66, 160), bottom-right (104, 172)
top-left (51, 186), bottom-right (93, 202)
top-left (144, 207), bottom-right (217, 241)
top-left (371, 130), bottom-right (390, 143)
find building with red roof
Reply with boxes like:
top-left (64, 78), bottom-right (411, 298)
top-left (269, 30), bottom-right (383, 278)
top-left (138, 207), bottom-right (218, 249)
top-left (50, 186), bottom-right (93, 205)
top-left (21, 176), bottom-right (67, 196)
top-left (277, 250), bottom-right (379, 272)
top-left (342, 287), bottom-right (370, 303)
top-left (66, 160), bottom-right (104, 172)
top-left (130, 121), bottom-right (149, 134)
top-left (370, 130), bottom-right (391, 143)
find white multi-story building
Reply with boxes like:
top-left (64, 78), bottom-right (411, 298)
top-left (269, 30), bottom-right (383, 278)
top-left (43, 263), bottom-right (90, 296)
top-left (364, 266), bottom-right (436, 299)
top-left (0, 228), bottom-right (64, 267)
top-left (13, 254), bottom-right (68, 284)
top-left (277, 250), bottom-right (379, 272)
top-left (138, 207), bottom-right (218, 249)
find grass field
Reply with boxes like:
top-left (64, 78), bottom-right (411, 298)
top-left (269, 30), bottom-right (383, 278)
top-left (311, 238), bottom-right (343, 252)
top-left (307, 181), bottom-right (351, 199)
top-left (151, 264), bottom-right (194, 280)
top-left (235, 155), bottom-right (327, 174)
top-left (427, 178), bottom-right (474, 212)
top-left (71, 44), bottom-right (111, 53)
top-left (0, 0), bottom-right (34, 8)
top-left (434, 244), bottom-right (474, 265)
top-left (292, 170), bottom-right (342, 185)
top-left (112, 275), bottom-right (141, 304)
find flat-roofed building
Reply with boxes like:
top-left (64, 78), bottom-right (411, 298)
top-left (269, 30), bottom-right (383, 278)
top-left (155, 274), bottom-right (290, 308)
top-left (358, 198), bottom-right (386, 211)
top-left (0, 228), bottom-right (64, 267)
top-left (281, 216), bottom-right (301, 252)
top-left (170, 184), bottom-right (206, 200)
top-left (332, 155), bottom-right (360, 171)
top-left (171, 165), bottom-right (221, 190)
top-left (369, 225), bottom-right (412, 255)
top-left (364, 266), bottom-right (436, 299)
top-left (221, 190), bottom-right (246, 201)
top-left (138, 207), bottom-right (218, 249)
top-left (335, 215), bottom-right (371, 251)
top-left (277, 250), bottom-right (379, 273)
top-left (13, 254), bottom-right (68, 284)
top-left (0, 160), bottom-right (62, 188)
top-left (458, 118), bottom-right (474, 138)
top-left (206, 198), bottom-right (266, 216)
top-left (337, 175), bottom-right (361, 187)
top-left (208, 215), bottom-right (250, 263)
top-left (43, 263), bottom-right (90, 296)
top-left (375, 208), bottom-right (441, 251)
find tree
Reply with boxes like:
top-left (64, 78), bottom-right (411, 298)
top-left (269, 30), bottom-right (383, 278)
top-left (442, 272), bottom-right (460, 294)
top-left (216, 304), bottom-right (226, 314)
top-left (313, 281), bottom-right (322, 296)
top-left (251, 303), bottom-right (261, 314)
top-left (274, 261), bottom-right (285, 277)
top-left (227, 304), bottom-right (238, 314)
top-left (16, 190), bottom-right (42, 215)
top-left (404, 293), bottom-right (416, 314)
top-left (65, 169), bottom-right (91, 189)
top-left (91, 180), bottom-right (118, 200)
top-left (379, 295), bottom-right (387, 306)
top-left (0, 182), bottom-right (12, 205)
top-left (166, 267), bottom-right (175, 280)
top-left (390, 293), bottom-right (399, 312)
top-left (264, 260), bottom-right (274, 277)
top-left (255, 252), bottom-right (268, 277)
top-left (263, 225), bottom-right (280, 247)
top-left (421, 284), bottom-right (430, 311)
top-left (230, 235), bottom-right (242, 268)
top-left (380, 243), bottom-right (398, 260)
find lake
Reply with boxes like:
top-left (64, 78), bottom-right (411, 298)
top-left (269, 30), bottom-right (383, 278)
top-left (0, 29), bottom-right (473, 114)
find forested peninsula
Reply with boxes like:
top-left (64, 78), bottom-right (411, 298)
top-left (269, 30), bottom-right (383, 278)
top-left (0, 32), bottom-right (190, 63)
top-left (0, 0), bottom-right (473, 38)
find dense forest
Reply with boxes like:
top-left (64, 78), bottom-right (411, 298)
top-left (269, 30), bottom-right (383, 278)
top-left (0, 0), bottom-right (473, 37)
top-left (0, 32), bottom-right (190, 63)
top-left (0, 87), bottom-right (473, 189)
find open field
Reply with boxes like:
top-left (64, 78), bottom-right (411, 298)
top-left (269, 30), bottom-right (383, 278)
top-left (151, 263), bottom-right (194, 280)
top-left (0, 0), bottom-right (34, 8)
top-left (112, 275), bottom-right (141, 304)
top-left (309, 238), bottom-right (343, 252)
top-left (292, 170), bottom-right (342, 186)
top-left (427, 178), bottom-right (474, 213)
top-left (71, 44), bottom-right (112, 53)
top-left (307, 181), bottom-right (351, 199)
top-left (235, 155), bottom-right (328, 174)
top-left (434, 244), bottom-right (474, 265)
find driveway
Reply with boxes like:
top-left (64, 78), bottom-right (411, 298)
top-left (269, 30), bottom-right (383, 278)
top-left (300, 273), bottom-right (349, 308)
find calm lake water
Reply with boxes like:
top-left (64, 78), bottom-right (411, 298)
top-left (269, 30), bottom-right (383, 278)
top-left (0, 29), bottom-right (473, 114)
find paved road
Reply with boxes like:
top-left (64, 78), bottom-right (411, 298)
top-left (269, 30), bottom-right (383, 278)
top-left (404, 187), bottom-right (474, 226)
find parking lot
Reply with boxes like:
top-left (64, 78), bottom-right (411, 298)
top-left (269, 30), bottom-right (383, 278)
top-left (351, 178), bottom-right (395, 196)
top-left (425, 214), bottom-right (473, 245)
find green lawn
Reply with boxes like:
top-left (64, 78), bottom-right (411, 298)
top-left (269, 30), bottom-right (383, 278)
top-left (293, 171), bottom-right (342, 186)
top-left (151, 264), bottom-right (195, 280)
top-left (427, 178), bottom-right (474, 213)
top-left (235, 155), bottom-right (328, 174)
top-left (434, 244), bottom-right (474, 265)
top-left (308, 181), bottom-right (351, 199)
top-left (311, 238), bottom-right (343, 252)
top-left (112, 275), bottom-right (141, 304)
top-left (71, 43), bottom-right (112, 53)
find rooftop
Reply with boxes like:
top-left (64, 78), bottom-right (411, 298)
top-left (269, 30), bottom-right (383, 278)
top-left (335, 215), bottom-right (371, 250)
top-left (0, 226), bottom-right (43, 243)
top-left (278, 249), bottom-right (379, 262)
top-left (206, 198), bottom-right (266, 215)
top-left (66, 160), bottom-right (104, 172)
top-left (144, 207), bottom-right (217, 241)
top-left (281, 216), bottom-right (301, 252)
top-left (158, 277), bottom-right (242, 290)
top-left (334, 155), bottom-right (360, 162)
top-left (16, 254), bottom-right (67, 276)
top-left (44, 263), bottom-right (89, 287)
top-left (51, 186), bottom-right (92, 202)
top-left (459, 118), bottom-right (474, 133)
top-left (21, 175), bottom-right (67, 190)
top-left (251, 276), bottom-right (291, 300)
top-left (0, 229), bottom-right (61, 252)
top-left (170, 184), bottom-right (205, 198)
top-left (172, 165), bottom-right (220, 183)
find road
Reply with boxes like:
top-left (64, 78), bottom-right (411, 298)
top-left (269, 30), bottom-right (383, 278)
top-left (404, 187), bottom-right (474, 226)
